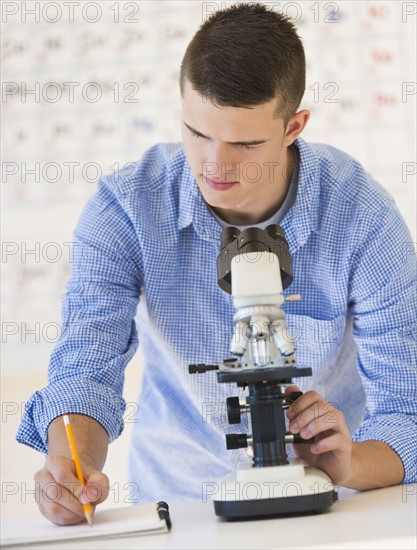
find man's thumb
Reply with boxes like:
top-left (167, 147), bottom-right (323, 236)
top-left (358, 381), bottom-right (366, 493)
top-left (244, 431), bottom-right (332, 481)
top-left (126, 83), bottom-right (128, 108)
top-left (81, 471), bottom-right (109, 504)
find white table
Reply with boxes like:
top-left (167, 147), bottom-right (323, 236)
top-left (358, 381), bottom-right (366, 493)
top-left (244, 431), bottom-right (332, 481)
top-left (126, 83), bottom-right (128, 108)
top-left (2, 484), bottom-right (416, 549)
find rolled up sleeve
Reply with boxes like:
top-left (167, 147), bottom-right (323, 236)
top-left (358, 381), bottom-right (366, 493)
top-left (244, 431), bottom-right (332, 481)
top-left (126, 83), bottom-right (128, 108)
top-left (16, 175), bottom-right (142, 453)
top-left (350, 198), bottom-right (417, 483)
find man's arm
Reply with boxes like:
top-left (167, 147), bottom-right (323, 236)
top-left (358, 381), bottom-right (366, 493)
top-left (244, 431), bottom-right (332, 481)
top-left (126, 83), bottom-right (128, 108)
top-left (17, 174), bottom-right (143, 522)
top-left (343, 441), bottom-right (404, 490)
top-left (284, 185), bottom-right (416, 489)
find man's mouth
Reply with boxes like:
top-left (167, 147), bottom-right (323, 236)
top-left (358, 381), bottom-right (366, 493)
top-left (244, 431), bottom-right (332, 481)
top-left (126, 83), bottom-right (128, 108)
top-left (204, 177), bottom-right (239, 191)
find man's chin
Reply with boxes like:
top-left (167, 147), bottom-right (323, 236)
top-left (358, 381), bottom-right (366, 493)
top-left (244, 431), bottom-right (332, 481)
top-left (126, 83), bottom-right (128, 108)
top-left (201, 194), bottom-right (235, 213)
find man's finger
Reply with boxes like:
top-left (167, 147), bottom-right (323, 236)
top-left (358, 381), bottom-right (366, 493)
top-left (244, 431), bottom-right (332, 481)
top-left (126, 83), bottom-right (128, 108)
top-left (310, 432), bottom-right (347, 454)
top-left (298, 409), bottom-right (344, 439)
top-left (284, 385), bottom-right (300, 400)
top-left (290, 401), bottom-right (342, 434)
top-left (38, 499), bottom-right (85, 526)
top-left (82, 471), bottom-right (110, 504)
top-left (44, 456), bottom-right (87, 503)
top-left (34, 467), bottom-right (85, 520)
top-left (287, 390), bottom-right (336, 422)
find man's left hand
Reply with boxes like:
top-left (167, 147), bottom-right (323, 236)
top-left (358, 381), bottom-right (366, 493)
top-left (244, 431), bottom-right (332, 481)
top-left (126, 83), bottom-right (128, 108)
top-left (285, 385), bottom-right (352, 485)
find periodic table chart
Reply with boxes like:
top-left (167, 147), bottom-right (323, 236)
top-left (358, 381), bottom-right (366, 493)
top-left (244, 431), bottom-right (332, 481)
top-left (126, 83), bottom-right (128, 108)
top-left (1, 1), bottom-right (416, 372)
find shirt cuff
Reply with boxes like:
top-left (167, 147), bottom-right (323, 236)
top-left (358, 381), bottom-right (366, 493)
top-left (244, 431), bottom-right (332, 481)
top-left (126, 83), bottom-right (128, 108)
top-left (16, 377), bottom-right (126, 454)
top-left (352, 415), bottom-right (417, 484)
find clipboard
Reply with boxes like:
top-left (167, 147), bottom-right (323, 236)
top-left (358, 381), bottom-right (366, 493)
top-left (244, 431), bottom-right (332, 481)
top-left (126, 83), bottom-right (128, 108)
top-left (1, 501), bottom-right (171, 548)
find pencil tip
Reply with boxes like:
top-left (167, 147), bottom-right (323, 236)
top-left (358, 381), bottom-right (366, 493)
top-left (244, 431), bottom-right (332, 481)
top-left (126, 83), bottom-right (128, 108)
top-left (85, 511), bottom-right (93, 526)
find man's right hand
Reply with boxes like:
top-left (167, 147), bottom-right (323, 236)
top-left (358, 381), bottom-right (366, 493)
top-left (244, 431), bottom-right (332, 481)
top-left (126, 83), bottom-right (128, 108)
top-left (37, 414), bottom-right (110, 525)
top-left (34, 456), bottom-right (109, 525)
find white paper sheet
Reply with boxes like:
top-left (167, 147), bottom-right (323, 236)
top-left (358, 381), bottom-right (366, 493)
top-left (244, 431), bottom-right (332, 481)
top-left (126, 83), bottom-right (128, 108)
top-left (1, 503), bottom-right (169, 547)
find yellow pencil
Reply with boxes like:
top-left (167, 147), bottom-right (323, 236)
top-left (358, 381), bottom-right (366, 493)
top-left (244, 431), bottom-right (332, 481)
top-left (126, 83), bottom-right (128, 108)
top-left (63, 414), bottom-right (93, 526)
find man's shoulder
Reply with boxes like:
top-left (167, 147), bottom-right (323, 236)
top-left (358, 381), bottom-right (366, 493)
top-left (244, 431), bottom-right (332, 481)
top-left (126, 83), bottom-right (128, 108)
top-left (301, 139), bottom-right (395, 212)
top-left (101, 142), bottom-right (188, 197)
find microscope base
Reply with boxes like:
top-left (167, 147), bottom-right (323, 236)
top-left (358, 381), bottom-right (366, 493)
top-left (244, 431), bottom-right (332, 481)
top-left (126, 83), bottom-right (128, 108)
top-left (212, 462), bottom-right (337, 520)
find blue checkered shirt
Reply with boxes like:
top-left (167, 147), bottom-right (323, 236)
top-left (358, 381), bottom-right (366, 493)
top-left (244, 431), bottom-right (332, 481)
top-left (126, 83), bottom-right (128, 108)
top-left (17, 137), bottom-right (417, 500)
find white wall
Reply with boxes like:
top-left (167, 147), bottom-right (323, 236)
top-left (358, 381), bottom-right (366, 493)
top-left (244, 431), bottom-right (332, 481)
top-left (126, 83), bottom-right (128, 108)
top-left (1, 0), bottom-right (416, 516)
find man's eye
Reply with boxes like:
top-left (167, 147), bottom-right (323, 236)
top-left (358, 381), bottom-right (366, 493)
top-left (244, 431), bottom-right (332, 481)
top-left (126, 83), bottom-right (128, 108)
top-left (238, 143), bottom-right (257, 150)
top-left (189, 130), bottom-right (257, 149)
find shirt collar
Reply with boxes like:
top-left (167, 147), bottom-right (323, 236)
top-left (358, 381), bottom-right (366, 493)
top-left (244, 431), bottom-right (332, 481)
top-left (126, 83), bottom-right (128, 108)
top-left (177, 136), bottom-right (321, 250)
top-left (280, 136), bottom-right (321, 253)
top-left (177, 154), bottom-right (197, 231)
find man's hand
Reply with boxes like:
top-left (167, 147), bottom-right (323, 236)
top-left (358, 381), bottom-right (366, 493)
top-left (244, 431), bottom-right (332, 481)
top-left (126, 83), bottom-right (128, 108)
top-left (285, 385), bottom-right (353, 485)
top-left (285, 385), bottom-right (405, 490)
top-left (34, 456), bottom-right (109, 525)
top-left (35, 414), bottom-right (110, 525)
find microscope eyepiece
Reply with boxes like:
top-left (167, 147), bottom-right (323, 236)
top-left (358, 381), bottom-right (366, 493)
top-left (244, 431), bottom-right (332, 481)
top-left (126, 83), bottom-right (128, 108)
top-left (217, 224), bottom-right (293, 293)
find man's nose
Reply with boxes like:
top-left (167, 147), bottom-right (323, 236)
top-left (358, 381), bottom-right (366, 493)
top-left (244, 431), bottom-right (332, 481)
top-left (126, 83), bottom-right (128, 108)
top-left (209, 142), bottom-right (239, 180)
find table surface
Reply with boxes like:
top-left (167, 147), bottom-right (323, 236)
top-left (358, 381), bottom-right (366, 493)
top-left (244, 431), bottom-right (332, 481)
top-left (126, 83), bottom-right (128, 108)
top-left (2, 484), bottom-right (416, 549)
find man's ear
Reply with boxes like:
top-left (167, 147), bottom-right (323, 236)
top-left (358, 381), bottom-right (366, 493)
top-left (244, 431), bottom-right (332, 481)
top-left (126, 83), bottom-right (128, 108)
top-left (283, 109), bottom-right (310, 146)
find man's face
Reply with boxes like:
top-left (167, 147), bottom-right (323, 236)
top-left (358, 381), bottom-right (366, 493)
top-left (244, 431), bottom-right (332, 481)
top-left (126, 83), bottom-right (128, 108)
top-left (181, 80), bottom-right (295, 225)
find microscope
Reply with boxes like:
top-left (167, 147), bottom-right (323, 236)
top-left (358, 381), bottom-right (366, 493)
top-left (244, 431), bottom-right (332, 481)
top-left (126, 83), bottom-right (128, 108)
top-left (189, 225), bottom-right (337, 519)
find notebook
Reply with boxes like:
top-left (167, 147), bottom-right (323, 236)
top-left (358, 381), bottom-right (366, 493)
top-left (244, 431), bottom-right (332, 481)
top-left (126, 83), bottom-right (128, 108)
top-left (1, 502), bottom-right (171, 548)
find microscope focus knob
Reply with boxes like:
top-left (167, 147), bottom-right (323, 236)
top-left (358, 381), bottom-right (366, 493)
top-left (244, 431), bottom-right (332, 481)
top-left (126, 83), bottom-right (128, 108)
top-left (226, 397), bottom-right (241, 424)
top-left (288, 391), bottom-right (304, 403)
top-left (226, 434), bottom-right (249, 449)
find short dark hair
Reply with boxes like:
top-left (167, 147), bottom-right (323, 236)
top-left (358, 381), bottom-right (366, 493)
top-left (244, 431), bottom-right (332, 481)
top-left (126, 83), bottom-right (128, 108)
top-left (180, 2), bottom-right (306, 125)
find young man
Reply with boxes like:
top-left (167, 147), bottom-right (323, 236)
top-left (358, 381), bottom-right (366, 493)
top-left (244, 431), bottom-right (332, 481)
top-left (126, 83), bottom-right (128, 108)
top-left (17, 3), bottom-right (416, 525)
